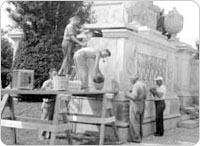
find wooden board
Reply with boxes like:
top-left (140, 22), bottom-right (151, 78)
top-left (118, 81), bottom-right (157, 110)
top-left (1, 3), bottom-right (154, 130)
top-left (67, 115), bottom-right (115, 124)
top-left (0, 94), bottom-right (9, 115)
top-left (1, 119), bottom-right (72, 132)
top-left (3, 116), bottom-right (129, 127)
top-left (1, 89), bottom-right (114, 96)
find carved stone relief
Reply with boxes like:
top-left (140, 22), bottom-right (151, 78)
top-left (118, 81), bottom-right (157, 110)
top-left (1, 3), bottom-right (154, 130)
top-left (124, 1), bottom-right (160, 29)
top-left (137, 53), bottom-right (166, 87)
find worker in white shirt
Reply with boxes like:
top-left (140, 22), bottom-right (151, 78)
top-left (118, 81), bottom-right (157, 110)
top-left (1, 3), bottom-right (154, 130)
top-left (150, 76), bottom-right (166, 136)
top-left (39, 68), bottom-right (57, 139)
top-left (125, 76), bottom-right (148, 143)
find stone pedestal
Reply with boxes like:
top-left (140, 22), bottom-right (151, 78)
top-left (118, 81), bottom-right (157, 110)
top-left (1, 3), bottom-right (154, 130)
top-left (8, 29), bottom-right (23, 60)
top-left (87, 26), bottom-right (178, 92)
top-left (68, 1), bottom-right (197, 142)
top-left (70, 25), bottom-right (181, 142)
top-left (92, 1), bottom-right (160, 29)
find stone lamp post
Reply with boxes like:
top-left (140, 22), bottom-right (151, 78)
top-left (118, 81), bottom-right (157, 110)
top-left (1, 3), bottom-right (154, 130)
top-left (164, 7), bottom-right (184, 40)
top-left (8, 29), bottom-right (23, 60)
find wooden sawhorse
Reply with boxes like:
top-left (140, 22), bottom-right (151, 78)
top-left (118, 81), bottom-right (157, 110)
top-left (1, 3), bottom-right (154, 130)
top-left (1, 89), bottom-right (73, 145)
top-left (1, 89), bottom-right (120, 145)
top-left (59, 93), bottom-right (120, 145)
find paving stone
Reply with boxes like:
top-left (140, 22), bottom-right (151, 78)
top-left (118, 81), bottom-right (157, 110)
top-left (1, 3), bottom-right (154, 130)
top-left (177, 120), bottom-right (199, 129)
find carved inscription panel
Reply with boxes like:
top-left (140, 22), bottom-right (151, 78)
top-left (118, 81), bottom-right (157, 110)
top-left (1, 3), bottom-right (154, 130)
top-left (137, 53), bottom-right (166, 87)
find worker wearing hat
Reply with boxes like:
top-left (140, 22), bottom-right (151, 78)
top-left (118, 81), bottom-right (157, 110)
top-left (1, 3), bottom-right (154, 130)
top-left (150, 76), bottom-right (166, 136)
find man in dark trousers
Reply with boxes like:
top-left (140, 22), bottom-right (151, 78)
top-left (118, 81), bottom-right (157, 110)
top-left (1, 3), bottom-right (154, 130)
top-left (150, 76), bottom-right (166, 136)
top-left (125, 76), bottom-right (148, 143)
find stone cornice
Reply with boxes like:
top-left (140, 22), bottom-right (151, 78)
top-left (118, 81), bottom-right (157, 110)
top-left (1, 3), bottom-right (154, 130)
top-left (176, 91), bottom-right (199, 97)
top-left (93, 1), bottom-right (122, 6)
top-left (176, 44), bottom-right (196, 54)
top-left (101, 28), bottom-right (179, 52)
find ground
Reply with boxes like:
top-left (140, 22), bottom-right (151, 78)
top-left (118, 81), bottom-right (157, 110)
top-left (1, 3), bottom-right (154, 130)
top-left (134, 127), bottom-right (199, 146)
top-left (1, 100), bottom-right (199, 145)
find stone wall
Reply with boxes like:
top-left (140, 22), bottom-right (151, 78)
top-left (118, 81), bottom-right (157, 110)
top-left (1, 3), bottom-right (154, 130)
top-left (87, 28), bottom-right (178, 92)
top-left (89, 26), bottom-right (180, 117)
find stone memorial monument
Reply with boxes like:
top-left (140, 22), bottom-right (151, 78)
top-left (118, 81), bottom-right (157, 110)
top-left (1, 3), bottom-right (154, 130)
top-left (69, 1), bottom-right (197, 142)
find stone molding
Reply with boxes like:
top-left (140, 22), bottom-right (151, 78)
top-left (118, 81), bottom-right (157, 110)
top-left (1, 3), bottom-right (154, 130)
top-left (100, 28), bottom-right (178, 52)
top-left (176, 91), bottom-right (199, 97)
top-left (143, 113), bottom-right (181, 124)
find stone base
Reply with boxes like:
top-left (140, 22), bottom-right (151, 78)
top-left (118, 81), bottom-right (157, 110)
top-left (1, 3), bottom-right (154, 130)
top-left (177, 120), bottom-right (199, 129)
top-left (177, 91), bottom-right (199, 107)
top-left (72, 114), bottom-right (180, 142)
top-left (181, 106), bottom-right (197, 114)
top-left (67, 93), bottom-right (180, 142)
top-left (179, 114), bottom-right (191, 121)
top-left (143, 114), bottom-right (180, 136)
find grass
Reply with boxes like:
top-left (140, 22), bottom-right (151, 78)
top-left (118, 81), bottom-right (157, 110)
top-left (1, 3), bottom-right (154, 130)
top-left (1, 100), bottom-right (199, 145)
top-left (1, 100), bottom-right (111, 145)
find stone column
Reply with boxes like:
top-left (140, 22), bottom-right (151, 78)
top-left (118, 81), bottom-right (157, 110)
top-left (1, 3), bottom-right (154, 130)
top-left (175, 43), bottom-right (198, 106)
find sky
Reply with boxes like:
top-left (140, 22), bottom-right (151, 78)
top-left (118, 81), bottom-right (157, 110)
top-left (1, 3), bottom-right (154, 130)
top-left (1, 0), bottom-right (199, 48)
top-left (1, 2), bottom-right (10, 29)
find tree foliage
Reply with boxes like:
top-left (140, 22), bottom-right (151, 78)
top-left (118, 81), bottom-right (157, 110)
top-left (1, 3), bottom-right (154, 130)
top-left (7, 1), bottom-right (93, 88)
top-left (1, 29), bottom-right (13, 88)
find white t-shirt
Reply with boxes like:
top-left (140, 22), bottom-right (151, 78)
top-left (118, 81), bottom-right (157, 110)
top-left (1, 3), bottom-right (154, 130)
top-left (131, 81), bottom-right (148, 100)
top-left (41, 79), bottom-right (53, 90)
top-left (155, 85), bottom-right (166, 100)
top-left (41, 79), bottom-right (55, 102)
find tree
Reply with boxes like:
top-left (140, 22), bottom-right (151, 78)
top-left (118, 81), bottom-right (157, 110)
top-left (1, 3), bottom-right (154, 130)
top-left (1, 29), bottom-right (13, 88)
top-left (7, 1), bottom-right (93, 88)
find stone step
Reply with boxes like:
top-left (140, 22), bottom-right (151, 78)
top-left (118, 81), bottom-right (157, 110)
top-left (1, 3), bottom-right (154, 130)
top-left (180, 114), bottom-right (191, 121)
top-left (177, 120), bottom-right (199, 129)
top-left (180, 106), bottom-right (197, 114)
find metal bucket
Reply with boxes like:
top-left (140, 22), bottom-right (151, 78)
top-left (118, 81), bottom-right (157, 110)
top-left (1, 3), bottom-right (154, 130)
top-left (93, 82), bottom-right (104, 90)
top-left (93, 73), bottom-right (105, 90)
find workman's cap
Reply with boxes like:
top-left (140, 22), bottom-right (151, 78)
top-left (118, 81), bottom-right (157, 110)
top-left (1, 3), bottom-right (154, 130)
top-left (154, 76), bottom-right (163, 81)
